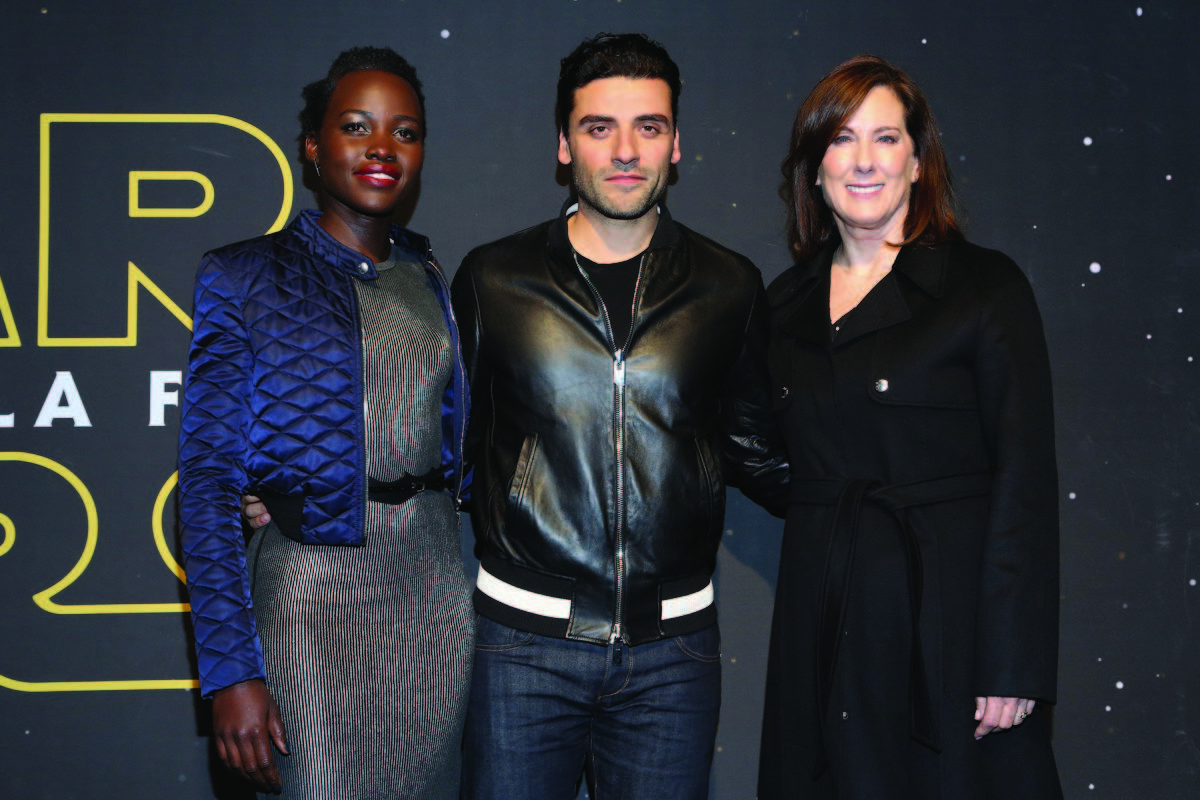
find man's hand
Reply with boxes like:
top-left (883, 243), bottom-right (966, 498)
top-left (241, 494), bottom-right (271, 530)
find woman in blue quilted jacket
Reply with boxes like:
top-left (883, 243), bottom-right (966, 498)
top-left (178, 47), bottom-right (472, 798)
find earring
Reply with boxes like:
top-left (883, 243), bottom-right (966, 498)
top-left (314, 162), bottom-right (321, 177)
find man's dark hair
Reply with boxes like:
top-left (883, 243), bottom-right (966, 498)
top-left (299, 46), bottom-right (426, 141)
top-left (556, 33), bottom-right (681, 137)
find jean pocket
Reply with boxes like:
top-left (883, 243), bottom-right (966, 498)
top-left (474, 614), bottom-right (536, 652)
top-left (673, 624), bottom-right (722, 663)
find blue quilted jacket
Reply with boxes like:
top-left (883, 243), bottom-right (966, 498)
top-left (178, 210), bottom-right (469, 697)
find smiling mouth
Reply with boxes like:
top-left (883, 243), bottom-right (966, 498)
top-left (356, 171), bottom-right (400, 186)
top-left (846, 184), bottom-right (883, 195)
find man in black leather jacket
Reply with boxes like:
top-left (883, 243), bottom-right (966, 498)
top-left (453, 33), bottom-right (788, 800)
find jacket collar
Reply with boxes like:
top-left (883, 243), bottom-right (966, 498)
top-left (774, 242), bottom-right (950, 349)
top-left (291, 209), bottom-right (434, 280)
top-left (546, 200), bottom-right (682, 264)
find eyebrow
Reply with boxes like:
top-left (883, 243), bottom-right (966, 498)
top-left (576, 113), bottom-right (673, 127)
top-left (838, 123), bottom-right (903, 133)
top-left (338, 109), bottom-right (423, 126)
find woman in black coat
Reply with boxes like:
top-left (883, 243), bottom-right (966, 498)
top-left (757, 56), bottom-right (1062, 799)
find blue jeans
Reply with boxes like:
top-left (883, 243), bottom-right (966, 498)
top-left (462, 615), bottom-right (722, 800)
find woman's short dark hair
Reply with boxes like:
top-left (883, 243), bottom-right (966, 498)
top-left (299, 46), bottom-right (426, 141)
top-left (556, 33), bottom-right (681, 137)
top-left (782, 55), bottom-right (962, 262)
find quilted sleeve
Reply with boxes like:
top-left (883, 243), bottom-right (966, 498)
top-left (178, 252), bottom-right (265, 697)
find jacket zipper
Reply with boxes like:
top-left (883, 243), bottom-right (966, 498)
top-left (574, 251), bottom-right (646, 662)
top-left (352, 268), bottom-right (368, 545)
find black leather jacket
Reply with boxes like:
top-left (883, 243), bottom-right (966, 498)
top-left (451, 206), bottom-right (787, 646)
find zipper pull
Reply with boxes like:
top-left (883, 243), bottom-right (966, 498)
top-left (613, 351), bottom-right (625, 387)
top-left (611, 624), bottom-right (624, 666)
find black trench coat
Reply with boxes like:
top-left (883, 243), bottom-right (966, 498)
top-left (758, 241), bottom-right (1062, 799)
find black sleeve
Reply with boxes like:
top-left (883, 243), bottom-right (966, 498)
top-left (721, 276), bottom-right (790, 517)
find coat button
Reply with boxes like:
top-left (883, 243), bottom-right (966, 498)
top-left (779, 386), bottom-right (789, 400)
top-left (874, 379), bottom-right (889, 393)
top-left (358, 261), bottom-right (370, 274)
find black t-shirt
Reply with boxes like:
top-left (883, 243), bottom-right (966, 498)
top-left (575, 251), bottom-right (643, 351)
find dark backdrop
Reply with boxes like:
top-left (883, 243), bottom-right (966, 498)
top-left (1, 1), bottom-right (1197, 797)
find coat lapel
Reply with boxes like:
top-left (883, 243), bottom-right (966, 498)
top-left (832, 244), bottom-right (950, 349)
top-left (832, 273), bottom-right (910, 348)
top-left (773, 243), bottom-right (951, 349)
top-left (773, 248), bottom-right (834, 348)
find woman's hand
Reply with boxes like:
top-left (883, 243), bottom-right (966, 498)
top-left (212, 679), bottom-right (289, 793)
top-left (974, 696), bottom-right (1036, 739)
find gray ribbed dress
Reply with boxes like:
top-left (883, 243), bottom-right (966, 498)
top-left (247, 252), bottom-right (474, 799)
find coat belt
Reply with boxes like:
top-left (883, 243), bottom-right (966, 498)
top-left (789, 472), bottom-right (991, 776)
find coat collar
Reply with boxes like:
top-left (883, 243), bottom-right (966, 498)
top-left (292, 209), bottom-right (434, 280)
top-left (773, 242), bottom-right (951, 349)
top-left (891, 242), bottom-right (949, 298)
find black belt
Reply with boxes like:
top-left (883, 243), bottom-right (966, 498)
top-left (790, 472), bottom-right (991, 776)
top-left (256, 469), bottom-right (447, 542)
top-left (367, 470), bottom-right (446, 504)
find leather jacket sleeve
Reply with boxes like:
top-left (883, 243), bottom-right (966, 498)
top-left (721, 276), bottom-right (790, 517)
top-left (450, 258), bottom-right (489, 509)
